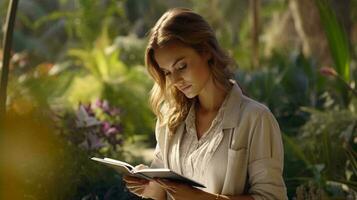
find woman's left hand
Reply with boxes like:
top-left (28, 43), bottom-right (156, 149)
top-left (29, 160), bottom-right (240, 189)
top-left (155, 178), bottom-right (205, 200)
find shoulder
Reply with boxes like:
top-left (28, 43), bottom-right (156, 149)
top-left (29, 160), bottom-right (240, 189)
top-left (222, 82), bottom-right (276, 129)
top-left (234, 95), bottom-right (281, 146)
top-left (239, 96), bottom-right (274, 124)
top-left (230, 96), bottom-right (282, 152)
top-left (239, 96), bottom-right (282, 146)
top-left (241, 96), bottom-right (270, 115)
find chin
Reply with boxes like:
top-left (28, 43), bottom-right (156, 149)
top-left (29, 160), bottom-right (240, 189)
top-left (183, 92), bottom-right (197, 99)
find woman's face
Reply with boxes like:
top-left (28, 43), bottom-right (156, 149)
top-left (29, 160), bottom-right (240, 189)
top-left (154, 41), bottom-right (211, 98)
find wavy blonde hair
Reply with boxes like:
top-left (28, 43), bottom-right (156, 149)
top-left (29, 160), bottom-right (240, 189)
top-left (145, 8), bottom-right (233, 134)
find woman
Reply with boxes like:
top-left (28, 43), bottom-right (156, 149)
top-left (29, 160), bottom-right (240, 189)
top-left (124, 8), bottom-right (287, 200)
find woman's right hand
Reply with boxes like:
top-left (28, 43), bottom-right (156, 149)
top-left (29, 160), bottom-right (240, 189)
top-left (123, 175), bottom-right (150, 197)
top-left (123, 164), bottom-right (167, 200)
top-left (123, 164), bottom-right (150, 197)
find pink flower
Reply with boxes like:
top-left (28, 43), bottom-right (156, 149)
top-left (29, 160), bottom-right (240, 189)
top-left (101, 122), bottom-right (119, 137)
top-left (95, 99), bottom-right (103, 108)
top-left (320, 67), bottom-right (337, 77)
top-left (78, 133), bottom-right (105, 150)
top-left (104, 127), bottom-right (118, 137)
top-left (109, 108), bottom-right (121, 116)
top-left (101, 121), bottom-right (111, 132)
top-left (87, 132), bottom-right (105, 149)
top-left (76, 104), bottom-right (100, 127)
top-left (102, 100), bottom-right (110, 112)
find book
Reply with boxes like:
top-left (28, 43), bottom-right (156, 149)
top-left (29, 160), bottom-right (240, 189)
top-left (91, 157), bottom-right (205, 188)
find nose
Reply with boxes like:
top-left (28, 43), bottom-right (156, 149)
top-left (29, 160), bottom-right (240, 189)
top-left (169, 71), bottom-right (183, 85)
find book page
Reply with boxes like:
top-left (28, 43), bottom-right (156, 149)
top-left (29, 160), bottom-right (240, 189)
top-left (103, 158), bottom-right (134, 171)
top-left (91, 157), bottom-right (205, 188)
top-left (91, 157), bottom-right (133, 175)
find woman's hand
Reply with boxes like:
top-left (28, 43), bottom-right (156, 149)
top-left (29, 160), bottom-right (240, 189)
top-left (123, 175), bottom-right (149, 198)
top-left (123, 164), bottom-right (150, 198)
top-left (123, 175), bottom-right (167, 200)
top-left (155, 179), bottom-right (206, 200)
top-left (123, 164), bottom-right (167, 200)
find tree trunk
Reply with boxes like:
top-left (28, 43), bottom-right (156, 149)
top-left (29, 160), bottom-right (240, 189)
top-left (289, 0), bottom-right (351, 67)
top-left (250, 0), bottom-right (260, 68)
top-left (0, 0), bottom-right (19, 122)
top-left (289, 0), bottom-right (333, 67)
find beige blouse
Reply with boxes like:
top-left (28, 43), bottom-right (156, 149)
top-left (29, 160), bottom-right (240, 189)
top-left (151, 81), bottom-right (288, 200)
top-left (168, 97), bottom-right (228, 192)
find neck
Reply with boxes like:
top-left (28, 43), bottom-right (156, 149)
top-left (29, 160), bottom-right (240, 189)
top-left (197, 78), bottom-right (229, 113)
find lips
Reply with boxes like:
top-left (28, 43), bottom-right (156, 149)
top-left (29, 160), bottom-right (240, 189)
top-left (179, 85), bottom-right (191, 92)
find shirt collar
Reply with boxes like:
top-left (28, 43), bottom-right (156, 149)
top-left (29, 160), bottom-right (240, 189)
top-left (184, 79), bottom-right (243, 129)
top-left (221, 80), bottom-right (243, 129)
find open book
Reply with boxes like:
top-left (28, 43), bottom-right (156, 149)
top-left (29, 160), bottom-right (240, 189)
top-left (91, 157), bottom-right (205, 188)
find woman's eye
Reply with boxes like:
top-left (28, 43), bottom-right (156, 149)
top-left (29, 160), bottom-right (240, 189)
top-left (163, 71), bottom-right (171, 76)
top-left (177, 64), bottom-right (187, 70)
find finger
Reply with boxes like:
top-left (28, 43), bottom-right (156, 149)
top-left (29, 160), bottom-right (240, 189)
top-left (126, 185), bottom-right (144, 190)
top-left (124, 179), bottom-right (148, 185)
top-left (163, 187), bottom-right (177, 194)
top-left (130, 187), bottom-right (145, 195)
top-left (131, 187), bottom-right (144, 193)
top-left (134, 164), bottom-right (149, 170)
top-left (167, 190), bottom-right (176, 199)
top-left (123, 176), bottom-right (148, 184)
top-left (124, 181), bottom-right (148, 190)
top-left (123, 175), bottom-right (143, 181)
top-left (127, 185), bottom-right (144, 192)
top-left (154, 178), bottom-right (168, 187)
top-left (157, 185), bottom-right (176, 193)
top-left (155, 179), bottom-right (176, 193)
top-left (156, 178), bottom-right (178, 187)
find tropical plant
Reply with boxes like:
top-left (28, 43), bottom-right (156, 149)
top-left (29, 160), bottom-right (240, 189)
top-left (1, 106), bottom-right (142, 200)
top-left (56, 100), bottom-right (124, 158)
top-left (65, 26), bottom-right (154, 139)
top-left (315, 0), bottom-right (352, 106)
top-left (281, 1), bottom-right (357, 196)
top-left (235, 52), bottom-right (326, 134)
top-left (284, 106), bottom-right (357, 199)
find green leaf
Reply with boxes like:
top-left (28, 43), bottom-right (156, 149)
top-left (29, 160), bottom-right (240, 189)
top-left (282, 134), bottom-right (311, 166)
top-left (315, 0), bottom-right (350, 82)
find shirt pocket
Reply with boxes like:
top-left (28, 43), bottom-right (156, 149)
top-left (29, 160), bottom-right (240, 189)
top-left (222, 148), bottom-right (248, 195)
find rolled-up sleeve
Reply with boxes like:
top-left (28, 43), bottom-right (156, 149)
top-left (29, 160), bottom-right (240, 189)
top-left (248, 110), bottom-right (287, 200)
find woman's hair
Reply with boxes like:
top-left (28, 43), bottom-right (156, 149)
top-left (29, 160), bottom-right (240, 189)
top-left (145, 7), bottom-right (234, 134)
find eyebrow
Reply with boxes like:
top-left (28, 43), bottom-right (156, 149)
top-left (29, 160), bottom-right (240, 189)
top-left (160, 56), bottom-right (185, 71)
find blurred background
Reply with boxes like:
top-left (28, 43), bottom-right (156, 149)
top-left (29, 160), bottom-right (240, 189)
top-left (0, 0), bottom-right (356, 199)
